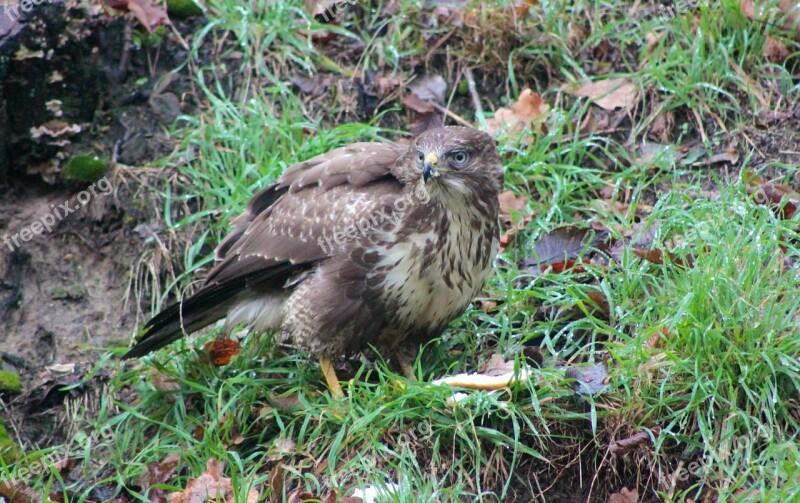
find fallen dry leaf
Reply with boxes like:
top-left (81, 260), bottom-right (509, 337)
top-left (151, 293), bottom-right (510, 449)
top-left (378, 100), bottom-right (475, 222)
top-left (649, 108), bottom-right (674, 143)
top-left (106, 0), bottom-right (169, 33)
top-left (203, 338), bottom-right (241, 366)
top-left (568, 78), bottom-right (639, 111)
top-left (565, 361), bottom-right (610, 396)
top-left (498, 190), bottom-right (531, 252)
top-left (0, 481), bottom-right (40, 503)
top-left (763, 35), bottom-right (789, 63)
top-left (402, 75), bottom-right (447, 137)
top-left (757, 109), bottom-right (792, 125)
top-left (740, 0), bottom-right (800, 34)
top-left (525, 227), bottom-right (607, 273)
top-left (169, 458), bottom-right (258, 503)
top-left (408, 74), bottom-right (446, 103)
top-left (486, 88), bottom-right (550, 140)
top-left (747, 176), bottom-right (800, 219)
top-left (139, 452), bottom-right (181, 503)
top-left (609, 431), bottom-right (651, 456)
top-left (693, 147), bottom-right (739, 166)
top-left (401, 92), bottom-right (436, 114)
top-left (607, 487), bottom-right (638, 503)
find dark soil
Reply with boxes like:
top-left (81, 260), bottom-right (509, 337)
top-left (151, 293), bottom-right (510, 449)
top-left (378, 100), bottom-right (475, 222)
top-left (0, 0), bottom-right (199, 446)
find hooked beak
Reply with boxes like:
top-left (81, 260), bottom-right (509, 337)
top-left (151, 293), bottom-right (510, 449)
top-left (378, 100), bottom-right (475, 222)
top-left (422, 153), bottom-right (439, 183)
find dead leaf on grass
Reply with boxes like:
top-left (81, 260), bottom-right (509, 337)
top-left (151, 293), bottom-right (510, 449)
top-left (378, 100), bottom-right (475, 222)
top-left (747, 174), bottom-right (800, 219)
top-left (139, 452), bottom-right (181, 503)
top-left (763, 35), bottom-right (790, 62)
top-left (106, 0), bottom-right (169, 33)
top-left (649, 108), bottom-right (674, 143)
top-left (485, 88), bottom-right (550, 140)
top-left (567, 78), bottom-right (639, 111)
top-left (525, 227), bottom-right (607, 274)
top-left (203, 338), bottom-right (241, 366)
top-left (740, 0), bottom-right (800, 34)
top-left (0, 481), bottom-right (40, 503)
top-left (169, 458), bottom-right (258, 503)
top-left (757, 109), bottom-right (792, 125)
top-left (564, 361), bottom-right (610, 396)
top-left (692, 147), bottom-right (739, 166)
top-left (609, 431), bottom-right (651, 456)
top-left (607, 487), bottom-right (638, 503)
top-left (268, 437), bottom-right (297, 461)
top-left (498, 190), bottom-right (532, 252)
top-left (402, 75), bottom-right (447, 136)
top-left (408, 74), bottom-right (447, 103)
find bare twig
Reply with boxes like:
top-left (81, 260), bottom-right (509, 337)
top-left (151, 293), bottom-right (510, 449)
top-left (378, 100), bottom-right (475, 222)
top-left (431, 103), bottom-right (473, 128)
top-left (465, 68), bottom-right (485, 128)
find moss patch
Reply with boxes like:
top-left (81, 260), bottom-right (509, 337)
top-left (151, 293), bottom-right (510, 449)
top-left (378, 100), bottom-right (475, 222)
top-left (61, 155), bottom-right (108, 183)
top-left (0, 371), bottom-right (22, 394)
top-left (0, 420), bottom-right (19, 463)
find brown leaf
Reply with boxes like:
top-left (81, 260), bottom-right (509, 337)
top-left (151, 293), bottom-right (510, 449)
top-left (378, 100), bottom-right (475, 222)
top-left (126, 0), bottom-right (169, 33)
top-left (740, 0), bottom-right (800, 34)
top-left (525, 227), bottom-right (607, 273)
top-left (693, 147), bottom-right (739, 166)
top-left (486, 89), bottom-right (550, 140)
top-left (169, 458), bottom-right (258, 503)
top-left (408, 74), bottom-right (446, 103)
top-left (0, 481), bottom-right (40, 503)
top-left (568, 78), bottom-right (639, 111)
top-left (376, 75), bottom-right (402, 98)
top-left (644, 327), bottom-right (669, 349)
top-left (757, 108), bottom-right (792, 125)
top-left (139, 452), bottom-right (181, 503)
top-left (401, 92), bottom-right (436, 114)
top-left (497, 191), bottom-right (531, 252)
top-left (474, 299), bottom-right (498, 313)
top-left (607, 487), bottom-right (638, 503)
top-left (565, 362), bottom-right (610, 396)
top-left (292, 74), bottom-right (332, 96)
top-left (514, 0), bottom-right (538, 17)
top-left (644, 31), bottom-right (664, 53)
top-left (748, 180), bottom-right (800, 219)
top-left (609, 431), bottom-right (651, 455)
top-left (632, 248), bottom-right (694, 268)
top-left (268, 438), bottom-right (297, 461)
top-left (649, 109), bottom-right (674, 143)
top-left (586, 291), bottom-right (610, 317)
top-left (203, 338), bottom-right (241, 366)
top-left (479, 354), bottom-right (515, 376)
top-left (763, 35), bottom-right (789, 63)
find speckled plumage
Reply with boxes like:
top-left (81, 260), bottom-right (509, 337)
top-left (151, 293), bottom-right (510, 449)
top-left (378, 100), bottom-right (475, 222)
top-left (123, 126), bottom-right (503, 361)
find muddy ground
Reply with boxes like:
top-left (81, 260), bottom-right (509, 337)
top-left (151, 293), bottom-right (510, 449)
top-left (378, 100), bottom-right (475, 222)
top-left (0, 1), bottom-right (200, 445)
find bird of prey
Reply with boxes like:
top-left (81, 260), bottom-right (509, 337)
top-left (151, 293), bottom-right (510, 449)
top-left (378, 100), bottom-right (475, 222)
top-left (123, 126), bottom-right (504, 396)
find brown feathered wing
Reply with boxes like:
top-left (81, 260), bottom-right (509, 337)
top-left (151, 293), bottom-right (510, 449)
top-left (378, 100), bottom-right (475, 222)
top-left (122, 142), bottom-right (409, 358)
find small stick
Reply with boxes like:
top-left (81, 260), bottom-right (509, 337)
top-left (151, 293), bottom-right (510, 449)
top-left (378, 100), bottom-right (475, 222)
top-left (431, 103), bottom-right (473, 128)
top-left (465, 68), bottom-right (486, 128)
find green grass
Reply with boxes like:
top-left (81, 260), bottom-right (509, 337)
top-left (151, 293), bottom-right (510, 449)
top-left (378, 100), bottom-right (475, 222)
top-left (3, 0), bottom-right (800, 501)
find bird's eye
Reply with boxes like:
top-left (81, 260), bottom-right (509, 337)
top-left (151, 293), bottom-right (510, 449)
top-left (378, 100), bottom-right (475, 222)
top-left (418, 150), bottom-right (425, 162)
top-left (451, 151), bottom-right (468, 165)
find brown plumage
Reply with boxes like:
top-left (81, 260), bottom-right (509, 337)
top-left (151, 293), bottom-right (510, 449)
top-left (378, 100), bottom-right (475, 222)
top-left (123, 126), bottom-right (503, 395)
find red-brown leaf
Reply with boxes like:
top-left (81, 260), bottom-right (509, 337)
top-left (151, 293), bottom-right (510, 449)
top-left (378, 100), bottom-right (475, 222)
top-left (203, 339), bottom-right (241, 366)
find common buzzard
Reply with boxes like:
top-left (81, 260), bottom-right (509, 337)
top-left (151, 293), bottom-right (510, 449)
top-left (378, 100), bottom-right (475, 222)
top-left (124, 126), bottom-right (504, 396)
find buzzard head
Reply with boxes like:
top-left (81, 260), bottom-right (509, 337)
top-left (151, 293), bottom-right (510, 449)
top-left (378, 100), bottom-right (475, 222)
top-left (411, 126), bottom-right (503, 194)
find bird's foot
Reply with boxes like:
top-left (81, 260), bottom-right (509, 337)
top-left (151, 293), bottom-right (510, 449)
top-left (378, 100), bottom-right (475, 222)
top-left (394, 352), bottom-right (417, 382)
